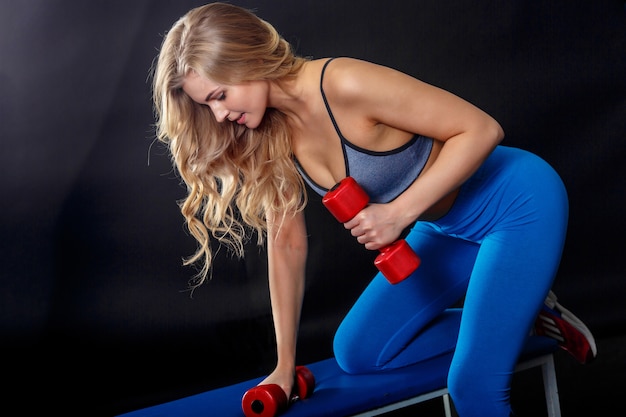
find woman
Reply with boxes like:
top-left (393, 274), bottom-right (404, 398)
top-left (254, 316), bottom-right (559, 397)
top-left (152, 3), bottom-right (595, 416)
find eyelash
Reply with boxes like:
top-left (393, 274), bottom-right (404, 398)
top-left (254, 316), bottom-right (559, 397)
top-left (217, 92), bottom-right (226, 101)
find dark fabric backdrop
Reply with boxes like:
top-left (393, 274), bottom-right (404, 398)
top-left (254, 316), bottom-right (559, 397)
top-left (1, 1), bottom-right (624, 415)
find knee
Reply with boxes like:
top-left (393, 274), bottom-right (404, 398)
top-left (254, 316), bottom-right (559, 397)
top-left (333, 324), bottom-right (378, 374)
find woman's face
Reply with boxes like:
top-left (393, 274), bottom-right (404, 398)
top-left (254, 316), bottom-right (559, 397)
top-left (182, 71), bottom-right (269, 129)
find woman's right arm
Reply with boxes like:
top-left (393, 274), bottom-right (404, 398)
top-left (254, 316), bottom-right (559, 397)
top-left (260, 209), bottom-right (308, 396)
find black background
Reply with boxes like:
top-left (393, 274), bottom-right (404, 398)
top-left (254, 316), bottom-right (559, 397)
top-left (1, 1), bottom-right (624, 416)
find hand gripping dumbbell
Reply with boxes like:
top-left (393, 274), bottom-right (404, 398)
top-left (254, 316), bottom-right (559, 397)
top-left (322, 176), bottom-right (421, 284)
top-left (241, 366), bottom-right (315, 417)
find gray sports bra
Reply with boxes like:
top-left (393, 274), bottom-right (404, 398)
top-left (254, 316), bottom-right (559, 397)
top-left (294, 58), bottom-right (433, 203)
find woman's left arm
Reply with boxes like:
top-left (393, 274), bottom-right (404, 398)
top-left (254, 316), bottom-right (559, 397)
top-left (389, 81), bottom-right (504, 230)
top-left (337, 59), bottom-right (504, 248)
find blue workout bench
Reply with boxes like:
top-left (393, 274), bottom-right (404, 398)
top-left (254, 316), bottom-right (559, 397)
top-left (118, 335), bottom-right (560, 417)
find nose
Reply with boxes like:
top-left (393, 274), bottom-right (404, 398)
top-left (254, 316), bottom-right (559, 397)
top-left (208, 102), bottom-right (229, 123)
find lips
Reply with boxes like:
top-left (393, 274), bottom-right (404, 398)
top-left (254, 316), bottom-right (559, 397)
top-left (236, 113), bottom-right (246, 125)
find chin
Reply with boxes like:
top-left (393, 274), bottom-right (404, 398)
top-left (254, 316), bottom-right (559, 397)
top-left (245, 117), bottom-right (261, 130)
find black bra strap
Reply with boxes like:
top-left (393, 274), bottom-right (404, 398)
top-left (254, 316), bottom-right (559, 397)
top-left (319, 58), bottom-right (345, 141)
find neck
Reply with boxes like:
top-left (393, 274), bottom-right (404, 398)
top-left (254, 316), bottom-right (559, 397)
top-left (266, 62), bottom-right (313, 128)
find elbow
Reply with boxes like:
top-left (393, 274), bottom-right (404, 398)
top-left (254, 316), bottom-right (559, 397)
top-left (480, 117), bottom-right (505, 149)
top-left (276, 236), bottom-right (308, 255)
top-left (270, 227), bottom-right (309, 257)
top-left (490, 118), bottom-right (505, 145)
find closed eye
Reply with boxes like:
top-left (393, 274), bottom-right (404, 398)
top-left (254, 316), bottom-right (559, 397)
top-left (203, 88), bottom-right (225, 103)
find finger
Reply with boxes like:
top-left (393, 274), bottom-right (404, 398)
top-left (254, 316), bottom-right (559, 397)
top-left (344, 218), bottom-right (358, 230)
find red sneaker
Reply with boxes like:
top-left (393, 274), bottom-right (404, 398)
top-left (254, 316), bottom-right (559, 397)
top-left (534, 291), bottom-right (597, 364)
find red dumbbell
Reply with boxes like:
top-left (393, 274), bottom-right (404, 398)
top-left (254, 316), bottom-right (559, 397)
top-left (322, 177), bottom-right (421, 284)
top-left (241, 366), bottom-right (315, 417)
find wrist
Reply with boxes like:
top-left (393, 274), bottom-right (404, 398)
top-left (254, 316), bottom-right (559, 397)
top-left (274, 359), bottom-right (297, 378)
top-left (389, 198), bottom-right (419, 230)
top-left (275, 349), bottom-right (297, 370)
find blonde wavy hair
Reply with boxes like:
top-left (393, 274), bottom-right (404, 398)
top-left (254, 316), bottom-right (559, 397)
top-left (152, 3), bottom-right (307, 287)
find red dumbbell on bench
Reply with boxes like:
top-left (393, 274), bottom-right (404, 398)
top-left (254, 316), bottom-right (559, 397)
top-left (322, 177), bottom-right (421, 284)
top-left (241, 366), bottom-right (316, 417)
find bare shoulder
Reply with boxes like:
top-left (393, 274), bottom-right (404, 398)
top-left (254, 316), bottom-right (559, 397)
top-left (315, 57), bottom-right (496, 142)
top-left (323, 57), bottom-right (399, 80)
top-left (321, 57), bottom-right (426, 105)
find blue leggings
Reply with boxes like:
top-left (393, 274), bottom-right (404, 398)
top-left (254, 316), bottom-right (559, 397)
top-left (333, 146), bottom-right (568, 417)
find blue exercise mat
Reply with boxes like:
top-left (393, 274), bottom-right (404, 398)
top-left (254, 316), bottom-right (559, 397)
top-left (118, 336), bottom-right (557, 417)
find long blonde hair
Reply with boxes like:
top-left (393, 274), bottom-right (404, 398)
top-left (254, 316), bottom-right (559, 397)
top-left (152, 3), bottom-right (307, 287)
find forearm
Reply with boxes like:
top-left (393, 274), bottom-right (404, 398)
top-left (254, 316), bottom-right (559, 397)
top-left (392, 122), bottom-right (504, 227)
top-left (266, 210), bottom-right (308, 372)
